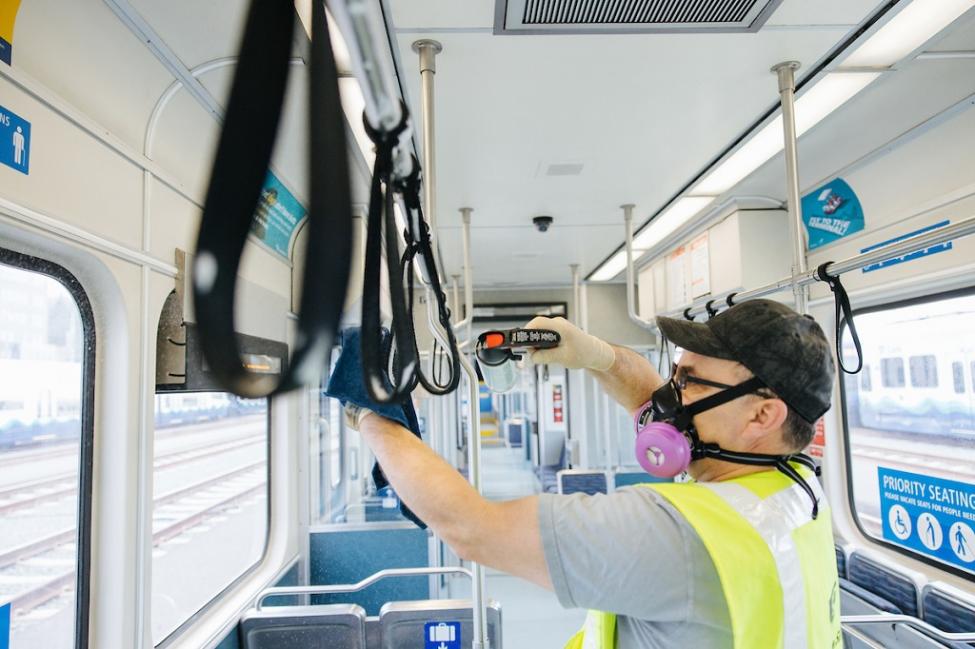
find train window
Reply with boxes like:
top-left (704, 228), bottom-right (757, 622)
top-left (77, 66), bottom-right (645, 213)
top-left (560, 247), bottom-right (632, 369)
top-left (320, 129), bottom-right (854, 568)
top-left (909, 354), bottom-right (938, 388)
top-left (841, 290), bottom-right (975, 578)
top-left (880, 357), bottom-right (905, 388)
top-left (0, 252), bottom-right (93, 649)
top-left (860, 364), bottom-right (872, 392)
top-left (150, 393), bottom-right (268, 644)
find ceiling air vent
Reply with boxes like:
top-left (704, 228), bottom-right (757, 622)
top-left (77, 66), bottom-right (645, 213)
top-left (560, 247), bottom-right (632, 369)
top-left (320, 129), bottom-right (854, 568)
top-left (495, 0), bottom-right (784, 34)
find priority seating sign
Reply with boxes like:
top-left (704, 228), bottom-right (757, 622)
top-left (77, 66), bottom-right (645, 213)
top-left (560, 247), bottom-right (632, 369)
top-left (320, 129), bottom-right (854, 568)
top-left (425, 621), bottom-right (461, 649)
top-left (879, 467), bottom-right (975, 573)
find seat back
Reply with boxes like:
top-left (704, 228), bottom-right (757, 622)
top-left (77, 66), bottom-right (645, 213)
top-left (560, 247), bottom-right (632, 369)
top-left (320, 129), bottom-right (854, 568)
top-left (557, 469), bottom-right (609, 495)
top-left (240, 603), bottom-right (367, 649)
top-left (922, 583), bottom-right (975, 648)
top-left (612, 470), bottom-right (669, 489)
top-left (835, 543), bottom-right (848, 579)
top-left (848, 551), bottom-right (921, 617)
top-left (378, 598), bottom-right (502, 648)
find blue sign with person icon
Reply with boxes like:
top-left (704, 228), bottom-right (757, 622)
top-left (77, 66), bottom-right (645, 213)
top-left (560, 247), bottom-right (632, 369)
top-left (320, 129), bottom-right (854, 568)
top-left (0, 602), bottom-right (9, 649)
top-left (0, 104), bottom-right (30, 175)
top-left (879, 468), bottom-right (975, 573)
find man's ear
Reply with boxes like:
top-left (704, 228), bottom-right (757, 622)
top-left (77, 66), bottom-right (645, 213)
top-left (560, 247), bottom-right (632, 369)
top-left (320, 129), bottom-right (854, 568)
top-left (741, 397), bottom-right (789, 449)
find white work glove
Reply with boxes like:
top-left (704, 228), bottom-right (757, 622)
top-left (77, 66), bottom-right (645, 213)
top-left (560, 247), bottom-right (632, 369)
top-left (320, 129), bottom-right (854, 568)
top-left (524, 316), bottom-right (615, 371)
top-left (343, 403), bottom-right (375, 431)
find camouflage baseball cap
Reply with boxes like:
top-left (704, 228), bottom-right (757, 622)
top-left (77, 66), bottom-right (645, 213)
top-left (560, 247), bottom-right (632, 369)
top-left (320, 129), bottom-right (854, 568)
top-left (656, 299), bottom-right (835, 423)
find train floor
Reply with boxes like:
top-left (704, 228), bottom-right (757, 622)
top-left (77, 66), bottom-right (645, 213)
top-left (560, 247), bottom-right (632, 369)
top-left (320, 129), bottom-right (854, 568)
top-left (449, 444), bottom-right (586, 647)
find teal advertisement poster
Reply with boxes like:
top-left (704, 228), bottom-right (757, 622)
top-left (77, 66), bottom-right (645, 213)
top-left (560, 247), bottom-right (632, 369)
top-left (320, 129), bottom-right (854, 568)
top-left (879, 467), bottom-right (975, 574)
top-left (801, 178), bottom-right (864, 249)
top-left (251, 171), bottom-right (306, 260)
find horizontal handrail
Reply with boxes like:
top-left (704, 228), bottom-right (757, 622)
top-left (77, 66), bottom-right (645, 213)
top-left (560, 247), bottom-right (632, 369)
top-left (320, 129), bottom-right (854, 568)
top-left (656, 213), bottom-right (975, 323)
top-left (842, 614), bottom-right (975, 642)
top-left (255, 566), bottom-right (473, 610)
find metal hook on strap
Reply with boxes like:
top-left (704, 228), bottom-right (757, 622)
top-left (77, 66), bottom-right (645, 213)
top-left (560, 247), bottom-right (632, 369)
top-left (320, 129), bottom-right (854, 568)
top-left (683, 308), bottom-right (695, 321)
top-left (725, 292), bottom-right (738, 308)
top-left (705, 300), bottom-right (719, 319)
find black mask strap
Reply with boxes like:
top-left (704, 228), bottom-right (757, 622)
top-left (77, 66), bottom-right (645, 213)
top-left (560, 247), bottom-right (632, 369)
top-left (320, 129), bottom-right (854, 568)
top-left (683, 377), bottom-right (767, 416)
top-left (695, 444), bottom-right (822, 518)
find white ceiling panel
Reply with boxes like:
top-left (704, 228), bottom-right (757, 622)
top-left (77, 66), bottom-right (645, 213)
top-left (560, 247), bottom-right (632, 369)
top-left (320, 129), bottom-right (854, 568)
top-left (389, 0), bottom-right (496, 30)
top-left (925, 7), bottom-right (975, 51)
top-left (393, 25), bottom-right (865, 283)
top-left (129, 0), bottom-right (251, 70)
top-left (12, 0), bottom-right (176, 153)
top-left (437, 223), bottom-right (628, 286)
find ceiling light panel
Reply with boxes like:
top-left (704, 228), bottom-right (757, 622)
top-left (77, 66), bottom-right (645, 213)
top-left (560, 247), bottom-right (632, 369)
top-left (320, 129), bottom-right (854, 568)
top-left (692, 71), bottom-right (880, 195)
top-left (590, 250), bottom-right (632, 281)
top-left (632, 196), bottom-right (717, 250)
top-left (842, 0), bottom-right (975, 68)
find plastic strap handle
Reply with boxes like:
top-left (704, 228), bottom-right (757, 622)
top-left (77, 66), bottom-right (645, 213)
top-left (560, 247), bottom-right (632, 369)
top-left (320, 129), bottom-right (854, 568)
top-left (360, 113), bottom-right (418, 403)
top-left (815, 262), bottom-right (863, 374)
top-left (192, 0), bottom-right (351, 398)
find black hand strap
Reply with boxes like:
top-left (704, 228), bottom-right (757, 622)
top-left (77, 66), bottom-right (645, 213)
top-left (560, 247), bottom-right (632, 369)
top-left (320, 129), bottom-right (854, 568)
top-left (396, 160), bottom-right (461, 395)
top-left (815, 262), bottom-right (863, 374)
top-left (193, 0), bottom-right (351, 398)
top-left (705, 300), bottom-right (719, 319)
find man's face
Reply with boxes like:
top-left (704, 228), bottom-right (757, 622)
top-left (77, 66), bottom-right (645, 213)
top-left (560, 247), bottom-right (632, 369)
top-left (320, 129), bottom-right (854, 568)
top-left (673, 351), bottom-right (768, 475)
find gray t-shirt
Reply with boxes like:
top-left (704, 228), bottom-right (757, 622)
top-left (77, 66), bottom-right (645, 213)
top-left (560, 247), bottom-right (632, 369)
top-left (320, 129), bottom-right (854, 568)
top-left (538, 486), bottom-right (733, 648)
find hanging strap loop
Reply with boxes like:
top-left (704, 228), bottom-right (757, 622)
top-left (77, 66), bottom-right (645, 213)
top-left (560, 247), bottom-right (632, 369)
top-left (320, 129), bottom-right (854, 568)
top-left (705, 300), bottom-right (719, 319)
top-left (192, 0), bottom-right (351, 398)
top-left (815, 262), bottom-right (863, 374)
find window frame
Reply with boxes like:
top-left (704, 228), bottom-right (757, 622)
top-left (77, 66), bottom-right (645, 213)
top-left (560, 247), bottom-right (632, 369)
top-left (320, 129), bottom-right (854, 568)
top-left (839, 284), bottom-right (975, 583)
top-left (0, 246), bottom-right (96, 649)
top-left (152, 391), bottom-right (272, 648)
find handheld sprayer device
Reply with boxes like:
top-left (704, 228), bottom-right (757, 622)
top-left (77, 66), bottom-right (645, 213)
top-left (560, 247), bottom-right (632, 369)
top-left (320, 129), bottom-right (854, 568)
top-left (475, 328), bottom-right (561, 393)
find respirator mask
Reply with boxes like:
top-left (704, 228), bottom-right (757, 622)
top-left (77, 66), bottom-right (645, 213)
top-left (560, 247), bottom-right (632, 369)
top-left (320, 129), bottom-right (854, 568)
top-left (635, 364), bottom-right (822, 518)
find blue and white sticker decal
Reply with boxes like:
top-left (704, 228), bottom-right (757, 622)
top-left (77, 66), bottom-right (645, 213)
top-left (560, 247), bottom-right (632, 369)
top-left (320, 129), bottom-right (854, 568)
top-left (0, 602), bottom-right (10, 649)
top-left (425, 621), bottom-right (461, 649)
top-left (801, 178), bottom-right (865, 249)
top-left (0, 104), bottom-right (30, 175)
top-left (860, 220), bottom-right (952, 273)
top-left (879, 467), bottom-right (975, 573)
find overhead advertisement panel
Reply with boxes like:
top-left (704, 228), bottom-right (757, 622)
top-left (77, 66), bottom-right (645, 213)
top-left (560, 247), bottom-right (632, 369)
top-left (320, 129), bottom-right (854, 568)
top-left (0, 0), bottom-right (21, 65)
top-left (801, 178), bottom-right (865, 249)
top-left (879, 467), bottom-right (975, 574)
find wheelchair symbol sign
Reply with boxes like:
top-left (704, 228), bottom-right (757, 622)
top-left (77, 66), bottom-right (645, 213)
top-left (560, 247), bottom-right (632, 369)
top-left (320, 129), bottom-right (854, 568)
top-left (425, 621), bottom-right (461, 649)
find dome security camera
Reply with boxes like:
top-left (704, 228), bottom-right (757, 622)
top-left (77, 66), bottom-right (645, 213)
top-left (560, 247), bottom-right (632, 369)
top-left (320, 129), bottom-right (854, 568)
top-left (533, 215), bottom-right (554, 232)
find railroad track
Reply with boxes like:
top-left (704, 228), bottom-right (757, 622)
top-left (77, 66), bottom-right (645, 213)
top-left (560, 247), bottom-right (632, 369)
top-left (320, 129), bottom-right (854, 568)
top-left (0, 432), bottom-right (265, 515)
top-left (0, 415), bottom-right (265, 468)
top-left (851, 440), bottom-right (975, 481)
top-left (0, 461), bottom-right (267, 617)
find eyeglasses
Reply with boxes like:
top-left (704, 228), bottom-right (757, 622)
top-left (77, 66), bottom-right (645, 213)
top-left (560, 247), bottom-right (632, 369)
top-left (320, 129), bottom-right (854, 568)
top-left (671, 363), bottom-right (737, 391)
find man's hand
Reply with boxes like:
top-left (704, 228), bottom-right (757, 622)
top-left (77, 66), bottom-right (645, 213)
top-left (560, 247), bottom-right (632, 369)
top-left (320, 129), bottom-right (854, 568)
top-left (524, 316), bottom-right (615, 371)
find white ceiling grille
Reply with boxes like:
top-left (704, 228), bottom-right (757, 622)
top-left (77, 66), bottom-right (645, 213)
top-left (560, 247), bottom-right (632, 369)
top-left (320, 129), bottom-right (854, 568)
top-left (495, 0), bottom-right (784, 34)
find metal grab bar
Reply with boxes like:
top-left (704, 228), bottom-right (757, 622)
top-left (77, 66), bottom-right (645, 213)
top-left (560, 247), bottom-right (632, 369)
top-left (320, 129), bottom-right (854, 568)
top-left (622, 204), bottom-right (656, 331)
top-left (654, 213), bottom-right (975, 323)
top-left (255, 566), bottom-right (473, 610)
top-left (841, 614), bottom-right (975, 643)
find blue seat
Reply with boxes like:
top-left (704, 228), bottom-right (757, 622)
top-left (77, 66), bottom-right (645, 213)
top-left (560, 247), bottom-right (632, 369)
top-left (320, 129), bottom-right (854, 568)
top-left (847, 552), bottom-right (920, 617)
top-left (840, 578), bottom-right (902, 615)
top-left (612, 470), bottom-right (669, 489)
top-left (835, 543), bottom-right (848, 579)
top-left (557, 470), bottom-right (608, 495)
top-left (922, 584), bottom-right (975, 648)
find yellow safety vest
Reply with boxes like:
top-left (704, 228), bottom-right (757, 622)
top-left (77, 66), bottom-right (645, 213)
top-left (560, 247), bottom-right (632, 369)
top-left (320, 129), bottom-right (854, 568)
top-left (564, 468), bottom-right (841, 649)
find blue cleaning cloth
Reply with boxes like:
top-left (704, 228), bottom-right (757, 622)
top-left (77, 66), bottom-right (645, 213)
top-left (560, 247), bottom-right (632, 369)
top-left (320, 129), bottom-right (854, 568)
top-left (324, 327), bottom-right (426, 528)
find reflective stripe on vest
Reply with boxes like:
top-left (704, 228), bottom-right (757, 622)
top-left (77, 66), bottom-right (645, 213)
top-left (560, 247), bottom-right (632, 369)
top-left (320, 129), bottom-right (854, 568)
top-left (564, 469), bottom-right (841, 649)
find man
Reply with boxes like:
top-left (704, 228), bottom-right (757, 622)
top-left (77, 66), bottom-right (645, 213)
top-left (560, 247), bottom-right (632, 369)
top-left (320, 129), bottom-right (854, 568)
top-left (343, 299), bottom-right (841, 648)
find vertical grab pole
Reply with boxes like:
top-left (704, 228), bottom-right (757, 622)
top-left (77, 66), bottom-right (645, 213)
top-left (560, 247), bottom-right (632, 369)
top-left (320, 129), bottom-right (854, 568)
top-left (771, 61), bottom-right (808, 314)
top-left (623, 204), bottom-right (655, 330)
top-left (451, 274), bottom-right (461, 325)
top-left (459, 208), bottom-right (474, 344)
top-left (570, 264), bottom-right (586, 467)
top-left (459, 352), bottom-right (488, 648)
top-left (412, 39), bottom-right (444, 252)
